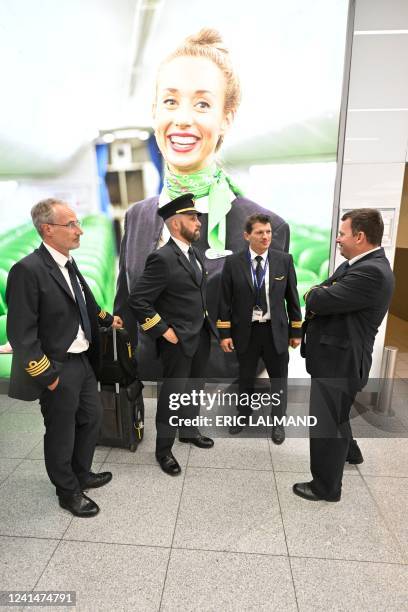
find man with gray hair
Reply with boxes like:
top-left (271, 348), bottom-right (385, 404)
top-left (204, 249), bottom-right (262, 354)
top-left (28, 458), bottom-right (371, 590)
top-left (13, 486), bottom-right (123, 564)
top-left (6, 198), bottom-right (123, 517)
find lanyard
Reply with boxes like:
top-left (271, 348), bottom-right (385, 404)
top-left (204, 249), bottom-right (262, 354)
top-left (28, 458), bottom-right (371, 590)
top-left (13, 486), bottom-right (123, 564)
top-left (247, 251), bottom-right (268, 298)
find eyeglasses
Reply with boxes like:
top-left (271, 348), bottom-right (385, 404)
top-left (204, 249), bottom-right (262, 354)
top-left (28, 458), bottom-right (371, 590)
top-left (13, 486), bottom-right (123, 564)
top-left (47, 220), bottom-right (82, 229)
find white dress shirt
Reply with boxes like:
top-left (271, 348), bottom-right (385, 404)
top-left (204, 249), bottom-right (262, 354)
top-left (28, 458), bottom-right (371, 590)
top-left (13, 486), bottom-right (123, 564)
top-left (171, 236), bottom-right (190, 260)
top-left (43, 242), bottom-right (89, 353)
top-left (348, 246), bottom-right (381, 266)
top-left (249, 247), bottom-right (270, 322)
top-left (171, 236), bottom-right (202, 272)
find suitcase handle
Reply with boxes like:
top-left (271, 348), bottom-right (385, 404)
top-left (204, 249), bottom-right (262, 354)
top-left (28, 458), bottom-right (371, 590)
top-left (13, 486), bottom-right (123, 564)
top-left (112, 327), bottom-right (118, 362)
top-left (112, 328), bottom-right (120, 394)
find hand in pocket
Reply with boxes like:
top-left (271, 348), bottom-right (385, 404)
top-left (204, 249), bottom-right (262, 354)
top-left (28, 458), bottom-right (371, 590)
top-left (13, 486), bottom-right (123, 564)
top-left (48, 377), bottom-right (59, 391)
top-left (163, 328), bottom-right (179, 344)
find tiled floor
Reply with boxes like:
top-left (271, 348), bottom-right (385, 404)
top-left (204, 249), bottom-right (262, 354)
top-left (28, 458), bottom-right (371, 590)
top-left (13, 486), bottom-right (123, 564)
top-left (0, 394), bottom-right (407, 611)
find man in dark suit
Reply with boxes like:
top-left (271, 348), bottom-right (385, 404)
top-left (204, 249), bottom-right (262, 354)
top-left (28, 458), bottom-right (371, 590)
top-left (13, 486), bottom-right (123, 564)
top-left (129, 194), bottom-right (217, 476)
top-left (6, 198), bottom-right (123, 517)
top-left (114, 194), bottom-right (290, 382)
top-left (294, 208), bottom-right (394, 502)
top-left (218, 214), bottom-right (302, 444)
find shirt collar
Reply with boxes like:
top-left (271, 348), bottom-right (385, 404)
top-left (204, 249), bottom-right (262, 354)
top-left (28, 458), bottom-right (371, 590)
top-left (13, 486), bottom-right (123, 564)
top-left (249, 247), bottom-right (268, 262)
top-left (348, 246), bottom-right (381, 266)
top-left (172, 236), bottom-right (190, 254)
top-left (43, 242), bottom-right (71, 267)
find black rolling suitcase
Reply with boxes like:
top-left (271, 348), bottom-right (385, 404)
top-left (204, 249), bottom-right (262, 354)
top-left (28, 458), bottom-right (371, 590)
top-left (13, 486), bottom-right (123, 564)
top-left (97, 327), bottom-right (144, 452)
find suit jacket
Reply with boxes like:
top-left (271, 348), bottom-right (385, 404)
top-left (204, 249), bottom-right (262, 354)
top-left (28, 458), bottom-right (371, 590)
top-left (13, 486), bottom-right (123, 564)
top-left (218, 248), bottom-right (302, 355)
top-left (114, 195), bottom-right (290, 377)
top-left (6, 243), bottom-right (113, 401)
top-left (129, 238), bottom-right (217, 358)
top-left (302, 248), bottom-right (394, 389)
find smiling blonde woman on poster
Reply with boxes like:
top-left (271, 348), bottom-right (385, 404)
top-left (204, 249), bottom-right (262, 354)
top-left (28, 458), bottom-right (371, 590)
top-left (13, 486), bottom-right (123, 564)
top-left (115, 28), bottom-right (290, 379)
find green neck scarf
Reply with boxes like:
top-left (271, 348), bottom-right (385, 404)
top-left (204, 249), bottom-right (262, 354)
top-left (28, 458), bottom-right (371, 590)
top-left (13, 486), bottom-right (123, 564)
top-left (164, 164), bottom-right (243, 252)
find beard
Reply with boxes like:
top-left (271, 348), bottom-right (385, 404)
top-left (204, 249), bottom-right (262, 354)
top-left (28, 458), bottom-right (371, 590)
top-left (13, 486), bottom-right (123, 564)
top-left (180, 224), bottom-right (200, 243)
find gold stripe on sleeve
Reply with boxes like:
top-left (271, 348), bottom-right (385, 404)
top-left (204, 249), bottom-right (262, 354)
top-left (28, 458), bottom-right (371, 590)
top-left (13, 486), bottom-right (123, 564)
top-left (25, 355), bottom-right (51, 377)
top-left (216, 320), bottom-right (231, 329)
top-left (141, 313), bottom-right (162, 331)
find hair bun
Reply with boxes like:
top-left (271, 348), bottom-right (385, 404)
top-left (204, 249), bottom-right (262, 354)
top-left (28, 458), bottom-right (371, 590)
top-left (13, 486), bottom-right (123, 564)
top-left (185, 28), bottom-right (227, 53)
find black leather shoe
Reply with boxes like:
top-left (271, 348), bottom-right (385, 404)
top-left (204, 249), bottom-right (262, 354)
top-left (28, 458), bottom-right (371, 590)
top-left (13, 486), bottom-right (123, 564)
top-left (80, 471), bottom-right (112, 490)
top-left (346, 439), bottom-right (364, 464)
top-left (229, 416), bottom-right (248, 435)
top-left (179, 434), bottom-right (214, 448)
top-left (271, 424), bottom-right (285, 445)
top-left (293, 482), bottom-right (340, 502)
top-left (59, 492), bottom-right (100, 517)
top-left (156, 453), bottom-right (181, 476)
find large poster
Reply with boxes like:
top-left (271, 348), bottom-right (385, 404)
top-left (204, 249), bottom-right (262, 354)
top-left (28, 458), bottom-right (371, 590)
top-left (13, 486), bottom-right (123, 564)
top-left (237, 162), bottom-right (337, 307)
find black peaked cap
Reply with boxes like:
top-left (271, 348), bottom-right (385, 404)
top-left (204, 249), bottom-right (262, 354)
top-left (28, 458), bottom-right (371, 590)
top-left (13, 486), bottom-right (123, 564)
top-left (157, 193), bottom-right (201, 221)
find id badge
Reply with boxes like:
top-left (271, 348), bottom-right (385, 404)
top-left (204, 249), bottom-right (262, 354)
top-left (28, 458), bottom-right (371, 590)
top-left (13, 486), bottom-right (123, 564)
top-left (252, 307), bottom-right (263, 322)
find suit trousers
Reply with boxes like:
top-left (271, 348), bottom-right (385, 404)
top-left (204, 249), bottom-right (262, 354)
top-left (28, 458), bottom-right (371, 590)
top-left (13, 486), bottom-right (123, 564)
top-left (236, 323), bottom-right (288, 418)
top-left (39, 353), bottom-right (102, 496)
top-left (309, 378), bottom-right (356, 499)
top-left (156, 325), bottom-right (210, 458)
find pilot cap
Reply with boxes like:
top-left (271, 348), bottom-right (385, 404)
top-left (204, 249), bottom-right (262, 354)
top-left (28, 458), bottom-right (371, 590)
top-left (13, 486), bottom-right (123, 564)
top-left (157, 193), bottom-right (201, 221)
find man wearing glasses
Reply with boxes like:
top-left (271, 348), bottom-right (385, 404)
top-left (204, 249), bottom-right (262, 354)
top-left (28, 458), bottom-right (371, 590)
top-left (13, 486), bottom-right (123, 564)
top-left (6, 199), bottom-right (123, 517)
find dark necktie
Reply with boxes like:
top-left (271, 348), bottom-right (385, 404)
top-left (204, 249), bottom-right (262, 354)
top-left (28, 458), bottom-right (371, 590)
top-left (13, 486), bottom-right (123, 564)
top-left (65, 260), bottom-right (92, 341)
top-left (255, 255), bottom-right (268, 314)
top-left (188, 247), bottom-right (202, 284)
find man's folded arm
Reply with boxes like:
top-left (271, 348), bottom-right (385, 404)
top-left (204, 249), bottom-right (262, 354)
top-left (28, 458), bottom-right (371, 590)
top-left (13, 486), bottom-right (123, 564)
top-left (306, 267), bottom-right (382, 315)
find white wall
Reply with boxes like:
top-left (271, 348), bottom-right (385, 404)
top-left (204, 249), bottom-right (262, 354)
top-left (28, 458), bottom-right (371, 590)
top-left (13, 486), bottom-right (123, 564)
top-left (336, 0), bottom-right (408, 377)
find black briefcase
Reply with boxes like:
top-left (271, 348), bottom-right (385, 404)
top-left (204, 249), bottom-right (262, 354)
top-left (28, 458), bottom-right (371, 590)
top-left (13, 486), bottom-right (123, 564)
top-left (98, 327), bottom-right (138, 387)
top-left (97, 328), bottom-right (144, 452)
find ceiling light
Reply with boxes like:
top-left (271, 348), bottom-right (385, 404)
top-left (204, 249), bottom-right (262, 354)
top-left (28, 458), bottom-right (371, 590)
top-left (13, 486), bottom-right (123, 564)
top-left (345, 137), bottom-right (380, 141)
top-left (354, 30), bottom-right (408, 35)
top-left (113, 128), bottom-right (150, 140)
top-left (348, 108), bottom-right (408, 112)
top-left (0, 180), bottom-right (18, 192)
